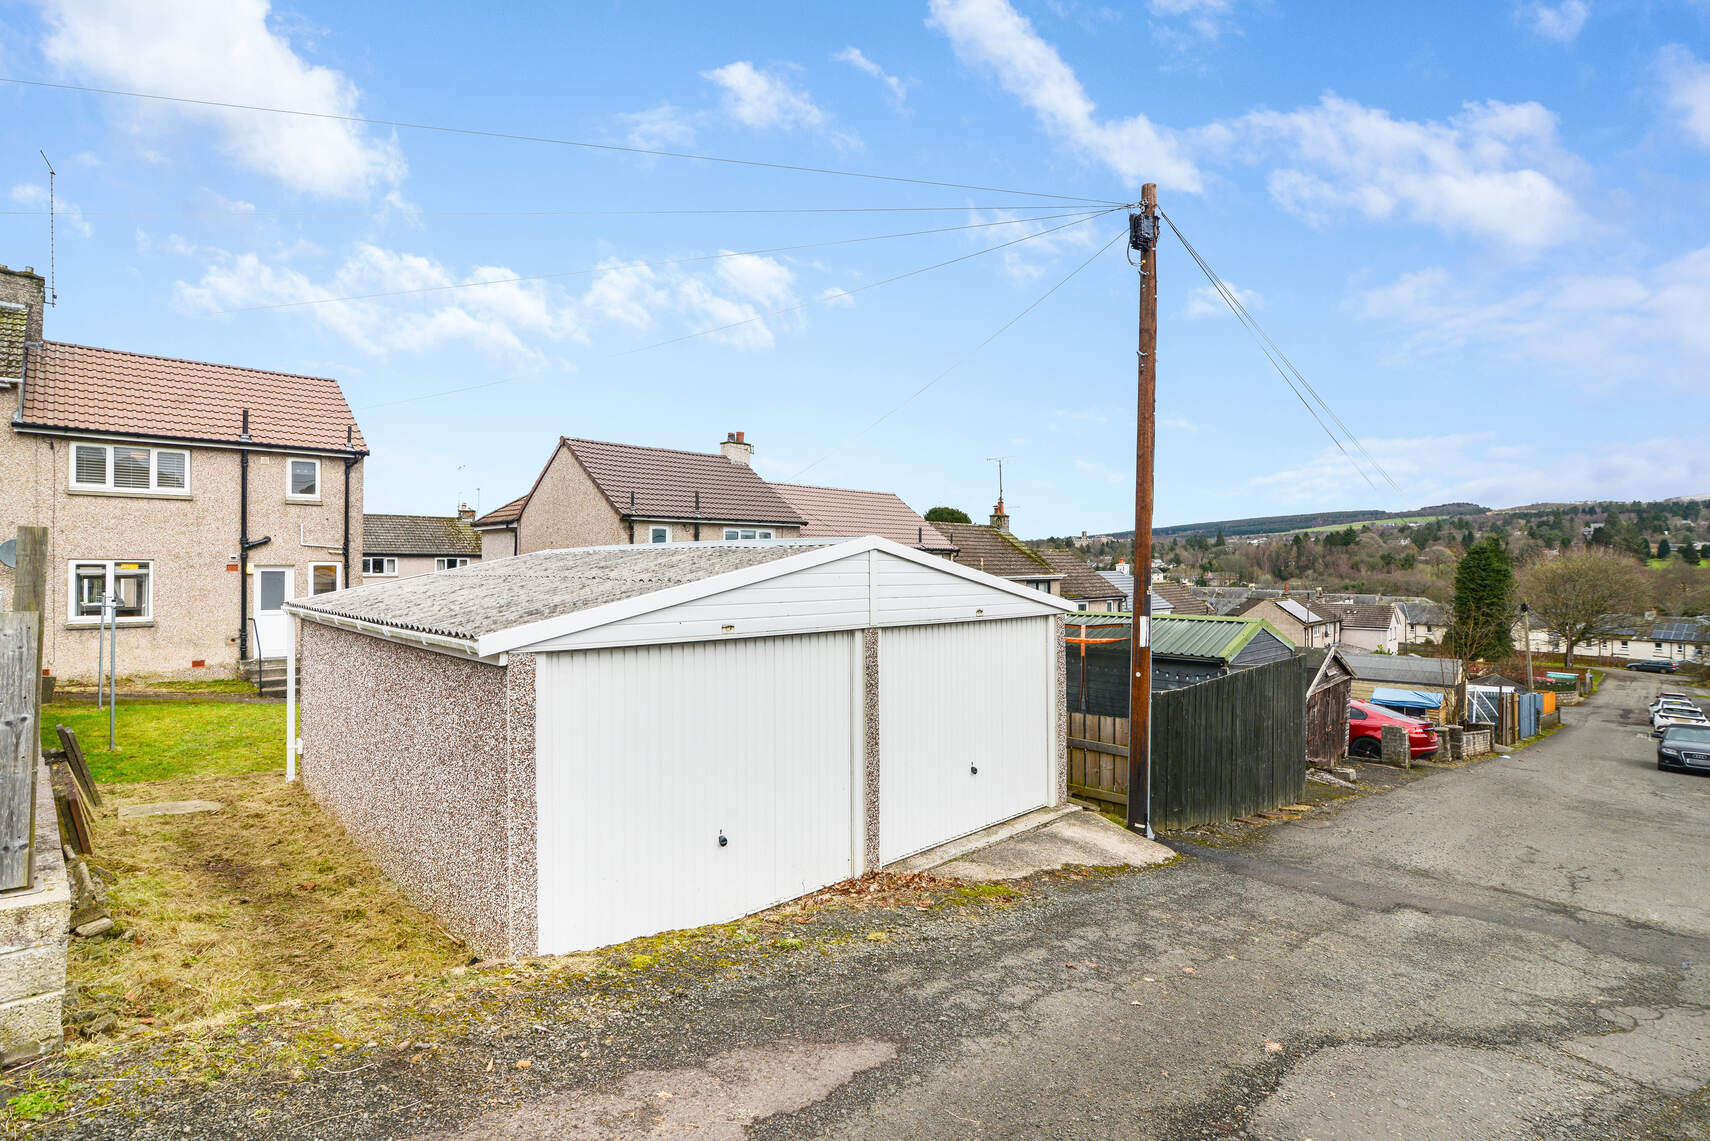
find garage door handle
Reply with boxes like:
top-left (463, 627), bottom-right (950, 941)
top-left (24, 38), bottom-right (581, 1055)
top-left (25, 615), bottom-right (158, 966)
top-left (718, 831), bottom-right (728, 848)
top-left (970, 764), bottom-right (978, 775)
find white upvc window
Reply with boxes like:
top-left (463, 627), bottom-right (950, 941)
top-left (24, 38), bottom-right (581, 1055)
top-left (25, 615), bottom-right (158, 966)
top-left (286, 458), bottom-right (321, 501)
top-left (309, 563), bottom-right (342, 595)
top-left (361, 557), bottom-right (397, 576)
top-left (68, 560), bottom-right (153, 624)
top-left (722, 528), bottom-right (775, 540)
top-left (69, 442), bottom-right (190, 494)
top-left (434, 557), bottom-right (471, 571)
top-left (649, 525), bottom-right (671, 543)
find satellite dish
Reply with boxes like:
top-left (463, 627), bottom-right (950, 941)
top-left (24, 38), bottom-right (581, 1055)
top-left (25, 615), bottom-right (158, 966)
top-left (0, 539), bottom-right (13, 569)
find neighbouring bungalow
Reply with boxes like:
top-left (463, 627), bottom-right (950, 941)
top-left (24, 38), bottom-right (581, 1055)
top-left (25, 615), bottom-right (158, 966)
top-left (1399, 599), bottom-right (1449, 645)
top-left (1317, 601), bottom-right (1406, 654)
top-left (768, 481), bottom-right (957, 557)
top-left (1521, 615), bottom-right (1707, 664)
top-left (937, 500), bottom-right (1125, 611)
top-left (360, 507), bottom-right (482, 580)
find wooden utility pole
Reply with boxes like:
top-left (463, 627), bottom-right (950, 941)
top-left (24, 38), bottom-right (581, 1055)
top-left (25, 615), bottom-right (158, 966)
top-left (1127, 184), bottom-right (1158, 837)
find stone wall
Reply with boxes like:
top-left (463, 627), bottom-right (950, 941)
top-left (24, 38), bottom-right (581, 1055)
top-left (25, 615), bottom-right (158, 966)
top-left (0, 761), bottom-right (70, 1065)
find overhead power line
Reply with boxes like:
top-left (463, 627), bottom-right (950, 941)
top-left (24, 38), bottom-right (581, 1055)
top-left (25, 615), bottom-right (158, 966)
top-left (613, 209), bottom-right (1121, 357)
top-left (0, 76), bottom-right (1125, 207)
top-left (1158, 209), bottom-right (1398, 493)
top-left (205, 208), bottom-right (1109, 314)
top-left (0, 203), bottom-right (1083, 219)
top-left (791, 226), bottom-right (1129, 479)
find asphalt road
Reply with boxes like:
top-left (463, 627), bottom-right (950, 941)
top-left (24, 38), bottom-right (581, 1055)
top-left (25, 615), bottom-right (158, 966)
top-left (59, 671), bottom-right (1710, 1139)
top-left (440, 668), bottom-right (1710, 1140)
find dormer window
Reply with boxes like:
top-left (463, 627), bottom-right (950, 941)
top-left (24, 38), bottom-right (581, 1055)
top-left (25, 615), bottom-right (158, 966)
top-left (69, 442), bottom-right (190, 494)
top-left (287, 458), bottom-right (321, 501)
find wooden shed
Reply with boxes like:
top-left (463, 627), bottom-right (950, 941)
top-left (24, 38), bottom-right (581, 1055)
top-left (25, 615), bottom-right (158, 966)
top-left (1303, 647), bottom-right (1354, 764)
top-left (283, 536), bottom-right (1073, 957)
top-left (1341, 650), bottom-right (1466, 725)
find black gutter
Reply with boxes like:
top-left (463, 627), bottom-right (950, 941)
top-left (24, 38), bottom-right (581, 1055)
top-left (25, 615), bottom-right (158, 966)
top-left (12, 419), bottom-right (369, 458)
top-left (342, 425), bottom-right (355, 585)
top-left (236, 408), bottom-right (272, 660)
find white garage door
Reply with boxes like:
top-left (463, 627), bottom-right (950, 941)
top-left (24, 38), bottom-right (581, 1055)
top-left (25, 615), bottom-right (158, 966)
top-left (534, 632), bottom-right (858, 955)
top-left (879, 617), bottom-right (1055, 863)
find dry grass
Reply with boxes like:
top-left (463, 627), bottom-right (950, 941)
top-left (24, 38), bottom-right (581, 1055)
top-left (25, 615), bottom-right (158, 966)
top-left (76, 772), bottom-right (466, 1037)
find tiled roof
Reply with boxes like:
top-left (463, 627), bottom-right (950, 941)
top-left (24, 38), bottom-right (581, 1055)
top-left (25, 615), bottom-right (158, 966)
top-left (769, 482), bottom-right (956, 552)
top-left (18, 341), bottom-right (365, 452)
top-left (362, 514), bottom-right (482, 557)
top-left (1319, 602), bottom-right (1399, 630)
top-left (472, 495), bottom-right (527, 528)
top-left (1152, 580), bottom-right (1212, 615)
top-left (565, 438), bottom-right (803, 526)
top-left (1399, 599), bottom-right (1448, 625)
top-left (937, 523), bottom-right (1059, 581)
top-left (1037, 547), bottom-right (1125, 600)
top-left (292, 542), bottom-right (830, 642)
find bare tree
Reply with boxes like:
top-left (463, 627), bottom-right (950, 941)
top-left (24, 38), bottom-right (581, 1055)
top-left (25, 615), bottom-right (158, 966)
top-left (1517, 550), bottom-right (1652, 667)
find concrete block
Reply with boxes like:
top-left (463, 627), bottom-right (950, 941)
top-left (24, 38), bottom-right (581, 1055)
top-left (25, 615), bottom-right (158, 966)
top-left (0, 992), bottom-right (64, 1066)
top-left (0, 941), bottom-right (68, 1006)
top-left (1445, 725), bottom-right (1465, 762)
top-left (1380, 725), bottom-right (1411, 768)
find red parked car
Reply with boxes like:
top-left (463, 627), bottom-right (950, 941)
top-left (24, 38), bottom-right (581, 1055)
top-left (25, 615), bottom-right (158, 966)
top-left (1348, 699), bottom-right (1439, 760)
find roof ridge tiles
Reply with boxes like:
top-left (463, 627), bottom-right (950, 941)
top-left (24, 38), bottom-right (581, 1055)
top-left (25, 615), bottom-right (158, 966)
top-left (39, 339), bottom-right (339, 384)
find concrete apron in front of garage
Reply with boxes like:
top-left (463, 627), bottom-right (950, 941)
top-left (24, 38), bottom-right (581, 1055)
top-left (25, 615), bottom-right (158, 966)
top-left (888, 805), bottom-right (1176, 880)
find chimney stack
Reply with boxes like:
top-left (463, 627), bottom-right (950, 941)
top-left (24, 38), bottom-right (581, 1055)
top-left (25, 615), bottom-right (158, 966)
top-left (990, 497), bottom-right (1010, 533)
top-left (0, 265), bottom-right (47, 386)
top-left (720, 430), bottom-right (753, 466)
top-left (458, 503), bottom-right (476, 522)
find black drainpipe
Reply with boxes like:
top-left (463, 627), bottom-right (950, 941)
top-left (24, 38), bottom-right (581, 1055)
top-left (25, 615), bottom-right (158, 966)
top-left (693, 490), bottom-right (701, 541)
top-left (342, 425), bottom-right (355, 584)
top-left (236, 409), bottom-right (272, 660)
top-left (627, 490), bottom-right (636, 543)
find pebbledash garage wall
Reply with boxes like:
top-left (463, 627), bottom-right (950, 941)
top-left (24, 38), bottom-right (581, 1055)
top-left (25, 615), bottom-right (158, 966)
top-left (289, 537), bottom-right (1072, 958)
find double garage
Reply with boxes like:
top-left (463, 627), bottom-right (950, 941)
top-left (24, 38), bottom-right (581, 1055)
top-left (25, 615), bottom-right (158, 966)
top-left (286, 536), bottom-right (1071, 957)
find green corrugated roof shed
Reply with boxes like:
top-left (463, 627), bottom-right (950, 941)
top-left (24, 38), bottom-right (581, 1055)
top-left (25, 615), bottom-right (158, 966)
top-left (1064, 612), bottom-right (1291, 663)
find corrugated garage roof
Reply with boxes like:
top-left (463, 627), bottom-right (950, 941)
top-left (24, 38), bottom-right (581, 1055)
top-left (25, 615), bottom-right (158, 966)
top-left (290, 542), bottom-right (830, 642)
top-left (1150, 615), bottom-right (1282, 662)
top-left (1341, 650), bottom-right (1462, 687)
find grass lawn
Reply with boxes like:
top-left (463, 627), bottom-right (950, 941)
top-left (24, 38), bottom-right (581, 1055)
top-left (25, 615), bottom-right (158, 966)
top-left (41, 701), bottom-right (283, 784)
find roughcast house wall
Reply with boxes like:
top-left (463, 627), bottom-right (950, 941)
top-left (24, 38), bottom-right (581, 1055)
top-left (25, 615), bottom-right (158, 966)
top-left (296, 621), bottom-right (537, 957)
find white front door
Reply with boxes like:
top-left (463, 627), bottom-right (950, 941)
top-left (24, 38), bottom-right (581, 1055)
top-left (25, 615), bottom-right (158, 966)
top-left (253, 566), bottom-right (292, 660)
top-left (534, 633), bottom-right (859, 955)
top-left (879, 618), bottom-right (1055, 863)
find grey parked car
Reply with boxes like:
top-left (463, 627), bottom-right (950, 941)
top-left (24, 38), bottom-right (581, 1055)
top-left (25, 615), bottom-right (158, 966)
top-left (1657, 725), bottom-right (1710, 773)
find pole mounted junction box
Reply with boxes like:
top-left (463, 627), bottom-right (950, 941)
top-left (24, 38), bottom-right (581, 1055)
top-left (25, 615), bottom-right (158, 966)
top-left (1129, 212), bottom-right (1157, 252)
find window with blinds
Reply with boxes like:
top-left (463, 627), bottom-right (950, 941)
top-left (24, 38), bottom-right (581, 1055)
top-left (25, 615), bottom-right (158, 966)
top-left (68, 442), bottom-right (190, 493)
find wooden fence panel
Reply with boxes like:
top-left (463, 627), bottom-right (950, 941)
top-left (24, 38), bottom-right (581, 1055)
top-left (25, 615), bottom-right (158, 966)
top-left (1066, 655), bottom-right (1308, 831)
top-left (0, 614), bottom-right (40, 892)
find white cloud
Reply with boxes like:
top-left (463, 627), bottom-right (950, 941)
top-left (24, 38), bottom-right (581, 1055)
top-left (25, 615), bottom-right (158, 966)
top-left (175, 244), bottom-right (582, 356)
top-left (1661, 45), bottom-right (1710, 148)
top-left (1524, 1), bottom-right (1590, 44)
top-left (620, 104), bottom-right (697, 150)
top-left (927, 0), bottom-right (1201, 190)
top-left (1352, 248), bottom-right (1710, 387)
top-left (818, 286), bottom-right (857, 308)
top-left (10, 182), bottom-right (90, 236)
top-left (702, 61), bottom-right (827, 131)
top-left (966, 208), bottom-right (1100, 282)
top-left (1183, 282), bottom-right (1259, 318)
top-left (581, 253), bottom-right (797, 351)
top-left (834, 47), bottom-right (911, 104)
top-left (1147, 0), bottom-right (1241, 42)
top-left (716, 253), bottom-right (796, 307)
top-left (1225, 95), bottom-right (1584, 250)
top-left (40, 0), bottom-right (404, 198)
top-left (1252, 431), bottom-right (1710, 510)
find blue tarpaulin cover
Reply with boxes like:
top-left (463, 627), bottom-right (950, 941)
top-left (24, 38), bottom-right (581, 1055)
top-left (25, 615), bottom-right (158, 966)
top-left (1370, 686), bottom-right (1444, 711)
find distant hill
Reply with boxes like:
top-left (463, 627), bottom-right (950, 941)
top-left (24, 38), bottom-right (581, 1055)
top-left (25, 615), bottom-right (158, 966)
top-left (1098, 503), bottom-right (1488, 541)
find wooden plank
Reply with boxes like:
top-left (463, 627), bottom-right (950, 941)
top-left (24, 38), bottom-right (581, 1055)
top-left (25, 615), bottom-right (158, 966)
top-left (1067, 736), bottom-right (1130, 758)
top-left (54, 726), bottom-right (102, 808)
top-left (12, 527), bottom-right (47, 712)
top-left (1068, 784), bottom-right (1127, 808)
top-left (0, 613), bottom-right (40, 892)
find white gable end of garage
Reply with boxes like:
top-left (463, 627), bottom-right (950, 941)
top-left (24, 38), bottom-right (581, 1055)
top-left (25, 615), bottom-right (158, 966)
top-left (481, 539), bottom-right (1073, 655)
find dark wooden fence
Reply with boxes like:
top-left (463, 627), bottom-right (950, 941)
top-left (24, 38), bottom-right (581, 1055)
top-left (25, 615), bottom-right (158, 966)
top-left (1068, 655), bottom-right (1309, 831)
top-left (0, 613), bottom-right (40, 891)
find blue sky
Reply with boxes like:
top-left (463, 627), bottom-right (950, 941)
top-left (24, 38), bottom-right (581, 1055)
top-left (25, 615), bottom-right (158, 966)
top-left (1, 0), bottom-right (1707, 533)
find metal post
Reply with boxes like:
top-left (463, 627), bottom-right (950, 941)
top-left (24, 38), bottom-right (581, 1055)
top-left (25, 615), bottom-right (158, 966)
top-left (105, 593), bottom-right (116, 749)
top-left (94, 593), bottom-right (106, 713)
top-left (285, 614), bottom-right (297, 782)
top-left (1126, 183), bottom-right (1159, 838)
top-left (1521, 603), bottom-right (1535, 690)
